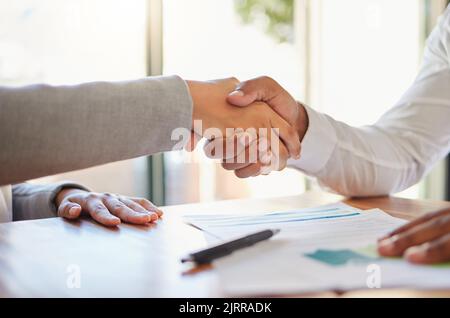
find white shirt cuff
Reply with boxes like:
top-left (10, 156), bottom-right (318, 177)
top-left (288, 105), bottom-right (337, 174)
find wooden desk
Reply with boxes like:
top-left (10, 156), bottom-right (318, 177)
top-left (1, 190), bottom-right (450, 297)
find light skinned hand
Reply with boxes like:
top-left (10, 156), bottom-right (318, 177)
top-left (220, 136), bottom-right (290, 178)
top-left (210, 76), bottom-right (308, 176)
top-left (378, 209), bottom-right (450, 264)
top-left (55, 188), bottom-right (163, 227)
top-left (186, 78), bottom-right (301, 159)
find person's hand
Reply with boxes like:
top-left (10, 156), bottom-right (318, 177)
top-left (378, 209), bottom-right (450, 264)
top-left (186, 78), bottom-right (301, 159)
top-left (208, 134), bottom-right (290, 178)
top-left (55, 188), bottom-right (163, 227)
top-left (207, 76), bottom-right (308, 177)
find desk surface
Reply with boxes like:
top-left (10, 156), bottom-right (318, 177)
top-left (1, 190), bottom-right (450, 298)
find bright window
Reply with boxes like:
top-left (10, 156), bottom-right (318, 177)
top-left (162, 0), bottom-right (427, 203)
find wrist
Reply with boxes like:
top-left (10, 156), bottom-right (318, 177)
top-left (187, 79), bottom-right (239, 134)
top-left (295, 101), bottom-right (309, 142)
top-left (187, 80), bottom-right (216, 132)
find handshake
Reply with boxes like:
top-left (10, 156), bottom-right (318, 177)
top-left (179, 77), bottom-right (309, 177)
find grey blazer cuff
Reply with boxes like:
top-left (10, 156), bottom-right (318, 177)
top-left (12, 182), bottom-right (90, 221)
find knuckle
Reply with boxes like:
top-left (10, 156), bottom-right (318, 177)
top-left (259, 75), bottom-right (273, 83)
top-left (141, 199), bottom-right (153, 207)
top-left (431, 216), bottom-right (450, 231)
top-left (423, 243), bottom-right (441, 258)
top-left (92, 204), bottom-right (106, 215)
top-left (229, 76), bottom-right (239, 84)
top-left (135, 197), bottom-right (145, 203)
top-left (86, 193), bottom-right (99, 201)
top-left (117, 207), bottom-right (130, 215)
top-left (432, 209), bottom-right (450, 218)
top-left (392, 234), bottom-right (411, 251)
top-left (112, 202), bottom-right (124, 210)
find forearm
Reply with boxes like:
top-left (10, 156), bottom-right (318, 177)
top-left (12, 182), bottom-right (89, 221)
top-left (290, 101), bottom-right (450, 197)
top-left (0, 75), bottom-right (192, 185)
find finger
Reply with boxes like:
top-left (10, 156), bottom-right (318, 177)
top-left (58, 201), bottom-right (82, 219)
top-left (271, 141), bottom-right (289, 171)
top-left (119, 197), bottom-right (158, 222)
top-left (203, 137), bottom-right (241, 160)
top-left (130, 197), bottom-right (163, 217)
top-left (204, 131), bottom-right (257, 160)
top-left (378, 208), bottom-right (450, 241)
top-left (234, 162), bottom-right (262, 178)
top-left (85, 198), bottom-right (121, 227)
top-left (378, 214), bottom-right (450, 257)
top-left (404, 233), bottom-right (450, 264)
top-left (227, 76), bottom-right (280, 107)
top-left (269, 114), bottom-right (301, 159)
top-left (262, 128), bottom-right (289, 171)
top-left (222, 161), bottom-right (252, 171)
top-left (185, 131), bottom-right (202, 152)
top-left (103, 197), bottom-right (153, 224)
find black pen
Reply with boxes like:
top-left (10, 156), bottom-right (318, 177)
top-left (181, 229), bottom-right (280, 265)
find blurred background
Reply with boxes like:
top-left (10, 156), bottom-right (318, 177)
top-left (1, 0), bottom-right (449, 205)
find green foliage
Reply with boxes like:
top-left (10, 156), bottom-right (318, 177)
top-left (234, 0), bottom-right (294, 43)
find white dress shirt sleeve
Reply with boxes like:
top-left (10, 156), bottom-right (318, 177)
top-left (288, 6), bottom-right (450, 197)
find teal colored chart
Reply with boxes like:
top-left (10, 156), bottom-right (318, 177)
top-left (304, 247), bottom-right (379, 266)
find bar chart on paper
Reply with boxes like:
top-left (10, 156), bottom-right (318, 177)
top-left (183, 203), bottom-right (363, 240)
top-left (304, 245), bottom-right (379, 267)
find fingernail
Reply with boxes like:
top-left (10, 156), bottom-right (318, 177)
top-left (69, 206), bottom-right (79, 216)
top-left (404, 246), bottom-right (425, 262)
top-left (378, 238), bottom-right (395, 254)
top-left (229, 90), bottom-right (244, 97)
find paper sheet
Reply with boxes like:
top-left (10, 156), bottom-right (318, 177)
top-left (184, 202), bottom-right (362, 242)
top-left (184, 204), bottom-right (450, 296)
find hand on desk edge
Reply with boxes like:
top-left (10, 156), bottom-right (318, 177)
top-left (55, 188), bottom-right (163, 227)
top-left (378, 209), bottom-right (450, 264)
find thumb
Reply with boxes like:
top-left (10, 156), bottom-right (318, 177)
top-left (58, 201), bottom-right (82, 219)
top-left (227, 89), bottom-right (259, 107)
top-left (227, 76), bottom-right (279, 107)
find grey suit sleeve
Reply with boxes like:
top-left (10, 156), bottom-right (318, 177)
top-left (12, 182), bottom-right (90, 221)
top-left (0, 75), bottom-right (193, 185)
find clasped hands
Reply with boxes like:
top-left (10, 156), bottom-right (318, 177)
top-left (186, 76), bottom-right (308, 177)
